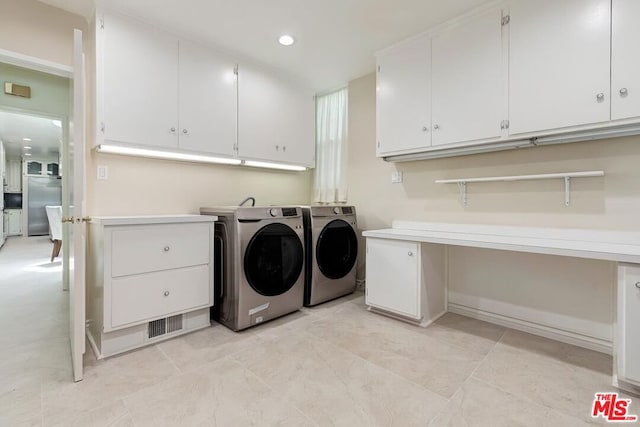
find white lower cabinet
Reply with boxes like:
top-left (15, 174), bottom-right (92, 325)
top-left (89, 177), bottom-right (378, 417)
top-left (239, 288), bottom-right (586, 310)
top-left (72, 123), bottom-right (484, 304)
top-left (365, 238), bottom-right (445, 325)
top-left (617, 264), bottom-right (640, 387)
top-left (87, 216), bottom-right (215, 358)
top-left (7, 209), bottom-right (22, 236)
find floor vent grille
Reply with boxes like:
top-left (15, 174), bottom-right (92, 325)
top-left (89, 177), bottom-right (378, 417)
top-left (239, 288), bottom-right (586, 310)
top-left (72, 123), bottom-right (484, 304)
top-left (148, 315), bottom-right (184, 339)
top-left (166, 314), bottom-right (183, 333)
top-left (148, 318), bottom-right (166, 339)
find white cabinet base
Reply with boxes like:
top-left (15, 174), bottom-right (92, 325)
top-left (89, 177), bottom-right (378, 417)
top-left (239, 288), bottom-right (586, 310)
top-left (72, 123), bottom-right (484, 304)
top-left (87, 307), bottom-right (210, 359)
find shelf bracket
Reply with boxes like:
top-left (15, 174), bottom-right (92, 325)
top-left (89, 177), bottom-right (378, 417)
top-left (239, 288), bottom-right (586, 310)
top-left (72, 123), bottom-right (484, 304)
top-left (457, 181), bottom-right (468, 207)
top-left (565, 176), bottom-right (571, 207)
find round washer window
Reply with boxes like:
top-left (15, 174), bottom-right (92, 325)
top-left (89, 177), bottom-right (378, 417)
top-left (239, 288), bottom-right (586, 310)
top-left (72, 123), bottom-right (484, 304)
top-left (316, 219), bottom-right (358, 280)
top-left (244, 223), bottom-right (304, 296)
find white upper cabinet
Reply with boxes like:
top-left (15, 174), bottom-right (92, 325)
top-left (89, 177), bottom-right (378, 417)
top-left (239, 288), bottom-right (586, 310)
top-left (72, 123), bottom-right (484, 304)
top-left (431, 7), bottom-right (504, 146)
top-left (100, 11), bottom-right (179, 149)
top-left (611, 0), bottom-right (640, 121)
top-left (376, 35), bottom-right (431, 156)
top-left (238, 64), bottom-right (315, 167)
top-left (178, 39), bottom-right (237, 157)
top-left (508, 0), bottom-right (611, 135)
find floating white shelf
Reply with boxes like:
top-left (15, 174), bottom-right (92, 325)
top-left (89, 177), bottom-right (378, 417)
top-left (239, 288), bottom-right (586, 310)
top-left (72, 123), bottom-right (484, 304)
top-left (435, 170), bottom-right (605, 207)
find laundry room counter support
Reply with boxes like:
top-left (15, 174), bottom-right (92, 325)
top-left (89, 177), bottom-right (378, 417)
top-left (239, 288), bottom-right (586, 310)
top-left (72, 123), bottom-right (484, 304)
top-left (362, 221), bottom-right (640, 395)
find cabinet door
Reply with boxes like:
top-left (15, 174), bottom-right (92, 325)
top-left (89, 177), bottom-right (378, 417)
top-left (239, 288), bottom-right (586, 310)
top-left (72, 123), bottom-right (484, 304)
top-left (611, 0), bottom-right (640, 121)
top-left (101, 12), bottom-right (179, 149)
top-left (8, 210), bottom-right (21, 235)
top-left (7, 160), bottom-right (21, 192)
top-left (178, 40), bottom-right (237, 157)
top-left (619, 265), bottom-right (640, 385)
top-left (431, 7), bottom-right (504, 146)
top-left (376, 35), bottom-right (431, 156)
top-left (365, 238), bottom-right (420, 319)
top-left (238, 64), bottom-right (315, 167)
top-left (509, 0), bottom-right (610, 135)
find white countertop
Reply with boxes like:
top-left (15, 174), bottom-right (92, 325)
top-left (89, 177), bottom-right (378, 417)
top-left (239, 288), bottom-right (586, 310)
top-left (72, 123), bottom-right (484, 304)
top-left (363, 221), bottom-right (640, 264)
top-left (90, 214), bottom-right (217, 226)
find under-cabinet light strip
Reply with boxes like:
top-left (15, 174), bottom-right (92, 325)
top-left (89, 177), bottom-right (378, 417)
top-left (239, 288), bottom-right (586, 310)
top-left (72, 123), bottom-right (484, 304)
top-left (95, 144), bottom-right (307, 171)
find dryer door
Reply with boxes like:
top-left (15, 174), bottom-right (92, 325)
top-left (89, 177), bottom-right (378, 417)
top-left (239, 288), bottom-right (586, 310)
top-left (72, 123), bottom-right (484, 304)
top-left (244, 223), bottom-right (304, 296)
top-left (316, 219), bottom-right (358, 280)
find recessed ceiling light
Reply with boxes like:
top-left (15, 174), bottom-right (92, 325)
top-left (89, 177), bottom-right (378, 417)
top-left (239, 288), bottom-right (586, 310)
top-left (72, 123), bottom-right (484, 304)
top-left (23, 146), bottom-right (32, 150)
top-left (23, 137), bottom-right (31, 142)
top-left (278, 35), bottom-right (295, 46)
top-left (24, 153), bottom-right (32, 156)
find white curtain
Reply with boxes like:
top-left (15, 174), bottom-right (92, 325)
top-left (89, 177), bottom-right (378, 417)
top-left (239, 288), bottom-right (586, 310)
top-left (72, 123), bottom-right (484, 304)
top-left (313, 87), bottom-right (348, 203)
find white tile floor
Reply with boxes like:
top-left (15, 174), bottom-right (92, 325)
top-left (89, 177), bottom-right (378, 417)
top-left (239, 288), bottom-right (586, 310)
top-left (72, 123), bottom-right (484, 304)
top-left (0, 236), bottom-right (632, 426)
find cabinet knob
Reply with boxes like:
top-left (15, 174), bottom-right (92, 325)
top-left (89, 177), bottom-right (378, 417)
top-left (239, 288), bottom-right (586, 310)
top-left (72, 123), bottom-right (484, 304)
top-left (182, 129), bottom-right (188, 134)
top-left (170, 127), bottom-right (176, 133)
top-left (282, 145), bottom-right (286, 152)
top-left (276, 145), bottom-right (280, 151)
top-left (620, 88), bottom-right (629, 97)
top-left (422, 126), bottom-right (428, 132)
top-left (635, 282), bottom-right (640, 289)
top-left (163, 246), bottom-right (170, 252)
top-left (433, 124), bottom-right (440, 130)
top-left (596, 93), bottom-right (605, 102)
top-left (408, 251), bottom-right (413, 257)
top-left (164, 291), bottom-right (170, 297)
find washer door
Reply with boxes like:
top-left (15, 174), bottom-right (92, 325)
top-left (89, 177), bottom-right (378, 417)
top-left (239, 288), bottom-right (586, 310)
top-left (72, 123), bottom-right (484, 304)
top-left (316, 219), bottom-right (358, 280)
top-left (244, 223), bottom-right (304, 296)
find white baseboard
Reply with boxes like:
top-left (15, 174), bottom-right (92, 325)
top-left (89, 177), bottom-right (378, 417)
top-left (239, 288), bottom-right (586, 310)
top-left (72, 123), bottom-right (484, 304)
top-left (367, 306), bottom-right (447, 328)
top-left (448, 303), bottom-right (613, 355)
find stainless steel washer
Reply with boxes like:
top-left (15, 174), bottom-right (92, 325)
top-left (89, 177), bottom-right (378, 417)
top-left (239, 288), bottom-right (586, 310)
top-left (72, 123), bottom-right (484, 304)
top-left (200, 206), bottom-right (304, 331)
top-left (302, 205), bottom-right (358, 306)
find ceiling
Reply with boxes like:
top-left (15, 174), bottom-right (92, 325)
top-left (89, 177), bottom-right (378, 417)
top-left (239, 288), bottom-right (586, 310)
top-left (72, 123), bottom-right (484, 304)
top-left (37, 0), bottom-right (491, 91)
top-left (0, 111), bottom-right (62, 159)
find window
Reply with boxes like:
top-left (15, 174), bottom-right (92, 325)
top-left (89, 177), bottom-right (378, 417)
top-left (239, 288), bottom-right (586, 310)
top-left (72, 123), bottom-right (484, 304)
top-left (313, 88), bottom-right (348, 203)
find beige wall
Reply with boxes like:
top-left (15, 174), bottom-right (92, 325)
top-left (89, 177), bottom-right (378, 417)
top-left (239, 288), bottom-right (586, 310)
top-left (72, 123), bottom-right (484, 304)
top-left (88, 153), bottom-right (312, 215)
top-left (348, 72), bottom-right (640, 232)
top-left (0, 0), bottom-right (87, 66)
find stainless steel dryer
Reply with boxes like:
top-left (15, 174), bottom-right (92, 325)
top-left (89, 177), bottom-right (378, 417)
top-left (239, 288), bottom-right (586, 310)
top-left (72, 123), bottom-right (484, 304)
top-left (302, 205), bottom-right (358, 306)
top-left (200, 206), bottom-right (305, 331)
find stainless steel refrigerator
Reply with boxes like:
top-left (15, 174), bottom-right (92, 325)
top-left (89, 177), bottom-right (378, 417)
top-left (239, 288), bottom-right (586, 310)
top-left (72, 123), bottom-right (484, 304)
top-left (27, 176), bottom-right (62, 236)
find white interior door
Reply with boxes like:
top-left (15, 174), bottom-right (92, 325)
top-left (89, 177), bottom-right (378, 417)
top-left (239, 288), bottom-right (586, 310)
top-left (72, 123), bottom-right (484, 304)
top-left (64, 29), bottom-right (86, 382)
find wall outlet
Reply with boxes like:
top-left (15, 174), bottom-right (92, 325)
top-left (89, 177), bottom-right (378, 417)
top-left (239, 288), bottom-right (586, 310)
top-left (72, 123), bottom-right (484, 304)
top-left (97, 165), bottom-right (108, 180)
top-left (391, 171), bottom-right (403, 184)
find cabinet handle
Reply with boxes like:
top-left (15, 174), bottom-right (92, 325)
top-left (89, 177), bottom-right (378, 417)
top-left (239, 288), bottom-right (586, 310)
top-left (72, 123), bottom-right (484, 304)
top-left (182, 129), bottom-right (188, 134)
top-left (276, 145), bottom-right (280, 151)
top-left (596, 93), bottom-right (605, 102)
top-left (433, 124), bottom-right (440, 130)
top-left (170, 127), bottom-right (176, 133)
top-left (620, 88), bottom-right (629, 97)
top-left (408, 251), bottom-right (413, 257)
top-left (164, 291), bottom-right (170, 297)
top-left (635, 282), bottom-right (640, 289)
top-left (282, 146), bottom-right (286, 152)
top-left (163, 246), bottom-right (170, 252)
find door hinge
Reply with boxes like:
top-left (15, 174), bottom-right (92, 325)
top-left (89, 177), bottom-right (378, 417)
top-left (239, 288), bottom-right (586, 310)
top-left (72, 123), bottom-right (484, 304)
top-left (501, 15), bottom-right (510, 26)
top-left (100, 122), bottom-right (105, 133)
top-left (500, 120), bottom-right (510, 130)
top-left (99, 17), bottom-right (104, 29)
top-left (377, 65), bottom-right (381, 72)
top-left (233, 65), bottom-right (238, 76)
